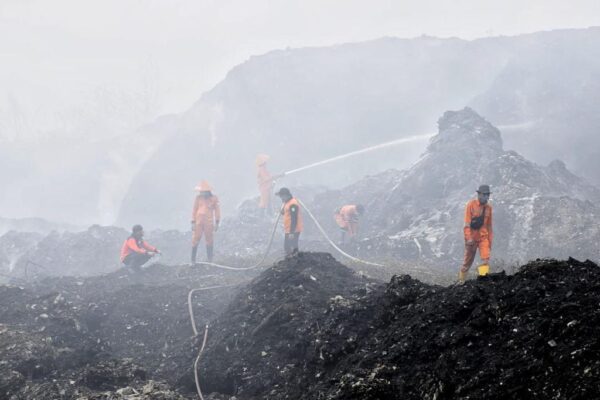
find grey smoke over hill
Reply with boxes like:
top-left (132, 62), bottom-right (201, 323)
top-left (119, 28), bottom-right (600, 229)
top-left (308, 108), bottom-right (600, 266)
top-left (5, 108), bottom-right (598, 282)
top-left (2, 28), bottom-right (600, 230)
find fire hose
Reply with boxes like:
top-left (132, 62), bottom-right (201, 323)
top-left (295, 198), bottom-right (385, 268)
top-left (187, 198), bottom-right (387, 399)
top-left (187, 210), bottom-right (282, 399)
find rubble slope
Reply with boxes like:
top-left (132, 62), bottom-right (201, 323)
top-left (199, 253), bottom-right (600, 400)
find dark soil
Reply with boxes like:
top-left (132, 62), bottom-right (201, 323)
top-left (198, 252), bottom-right (379, 396)
top-left (2, 252), bottom-right (600, 399)
top-left (0, 262), bottom-right (258, 399)
top-left (199, 255), bottom-right (600, 400)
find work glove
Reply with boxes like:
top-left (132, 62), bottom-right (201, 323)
top-left (214, 221), bottom-right (219, 232)
top-left (465, 239), bottom-right (475, 246)
top-left (286, 233), bottom-right (295, 240)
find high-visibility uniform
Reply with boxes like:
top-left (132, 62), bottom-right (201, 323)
top-left (281, 197), bottom-right (303, 255)
top-left (257, 164), bottom-right (273, 209)
top-left (192, 195), bottom-right (221, 246)
top-left (335, 205), bottom-right (360, 237)
top-left (461, 199), bottom-right (493, 272)
top-left (282, 198), bottom-right (303, 234)
top-left (120, 236), bottom-right (157, 263)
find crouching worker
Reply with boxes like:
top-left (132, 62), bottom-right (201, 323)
top-left (334, 204), bottom-right (365, 245)
top-left (120, 225), bottom-right (160, 271)
top-left (275, 187), bottom-right (303, 255)
top-left (459, 185), bottom-right (493, 283)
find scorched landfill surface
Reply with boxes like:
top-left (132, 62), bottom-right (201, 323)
top-left (1, 252), bottom-right (600, 399)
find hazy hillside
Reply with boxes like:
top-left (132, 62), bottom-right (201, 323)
top-left (119, 28), bottom-right (600, 229)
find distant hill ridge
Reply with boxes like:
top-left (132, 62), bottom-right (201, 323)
top-left (119, 27), bottom-right (600, 229)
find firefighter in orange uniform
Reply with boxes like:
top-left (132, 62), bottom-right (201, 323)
top-left (459, 185), bottom-right (493, 282)
top-left (120, 225), bottom-right (160, 271)
top-left (256, 154), bottom-right (274, 215)
top-left (191, 181), bottom-right (221, 263)
top-left (275, 187), bottom-right (303, 255)
top-left (334, 204), bottom-right (365, 244)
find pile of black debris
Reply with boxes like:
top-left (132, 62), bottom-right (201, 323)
top-left (0, 263), bottom-right (256, 399)
top-left (2, 252), bottom-right (600, 399)
top-left (199, 254), bottom-right (600, 399)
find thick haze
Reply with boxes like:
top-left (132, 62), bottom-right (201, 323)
top-left (1, 0), bottom-right (600, 225)
top-left (2, 0), bottom-right (600, 135)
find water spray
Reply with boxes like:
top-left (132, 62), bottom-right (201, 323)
top-left (282, 132), bottom-right (434, 176)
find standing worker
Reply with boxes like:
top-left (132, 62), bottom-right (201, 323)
top-left (275, 187), bottom-right (303, 255)
top-left (459, 184), bottom-right (493, 282)
top-left (191, 180), bottom-right (221, 263)
top-left (334, 204), bottom-right (365, 245)
top-left (256, 154), bottom-right (285, 216)
top-left (120, 225), bottom-right (160, 271)
top-left (256, 154), bottom-right (274, 216)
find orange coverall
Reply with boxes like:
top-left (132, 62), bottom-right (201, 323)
top-left (192, 195), bottom-right (221, 246)
top-left (120, 237), bottom-right (157, 262)
top-left (257, 164), bottom-right (273, 209)
top-left (282, 198), bottom-right (303, 234)
top-left (335, 205), bottom-right (359, 237)
top-left (461, 199), bottom-right (493, 272)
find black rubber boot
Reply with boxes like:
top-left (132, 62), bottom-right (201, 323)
top-left (206, 245), bottom-right (214, 262)
top-left (191, 246), bottom-right (198, 264)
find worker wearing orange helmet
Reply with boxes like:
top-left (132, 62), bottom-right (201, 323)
top-left (256, 154), bottom-right (284, 217)
top-left (459, 184), bottom-right (493, 282)
top-left (334, 204), bottom-right (365, 245)
top-left (256, 154), bottom-right (273, 214)
top-left (275, 187), bottom-right (303, 255)
top-left (191, 180), bottom-right (221, 263)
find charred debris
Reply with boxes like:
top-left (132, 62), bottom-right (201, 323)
top-left (1, 252), bottom-right (600, 399)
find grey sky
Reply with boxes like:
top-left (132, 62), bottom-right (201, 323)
top-left (1, 0), bottom-right (600, 137)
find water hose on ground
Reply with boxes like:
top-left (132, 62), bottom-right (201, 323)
top-left (295, 198), bottom-right (385, 268)
top-left (188, 197), bottom-right (386, 399)
top-left (193, 324), bottom-right (209, 400)
top-left (188, 209), bottom-right (283, 399)
top-left (187, 284), bottom-right (240, 336)
top-left (192, 208), bottom-right (282, 271)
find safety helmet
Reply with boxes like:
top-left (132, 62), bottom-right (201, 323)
top-left (256, 154), bottom-right (270, 166)
top-left (194, 180), bottom-right (212, 192)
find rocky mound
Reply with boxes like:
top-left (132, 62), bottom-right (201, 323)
top-left (309, 108), bottom-right (600, 267)
top-left (199, 255), bottom-right (600, 399)
top-left (307, 257), bottom-right (600, 399)
top-left (0, 231), bottom-right (44, 283)
top-left (198, 252), bottom-right (379, 396)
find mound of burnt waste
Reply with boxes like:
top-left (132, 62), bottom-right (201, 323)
top-left (200, 256), bottom-right (600, 399)
top-left (0, 262), bottom-right (256, 399)
top-left (198, 252), bottom-right (380, 397)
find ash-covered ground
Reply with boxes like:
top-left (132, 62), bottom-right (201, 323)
top-left (0, 262), bottom-right (256, 399)
top-left (2, 252), bottom-right (600, 399)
